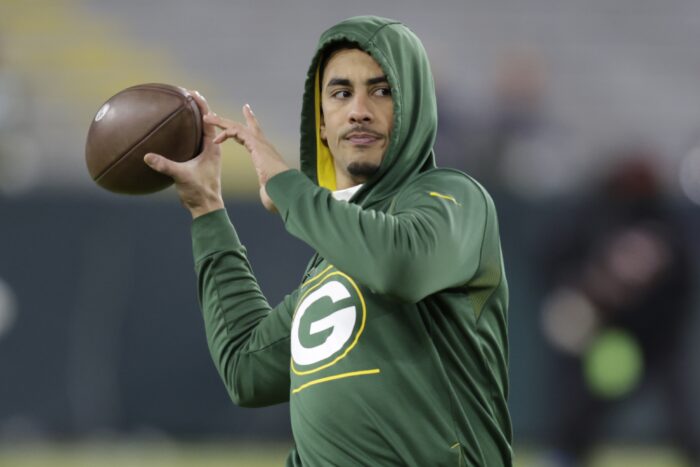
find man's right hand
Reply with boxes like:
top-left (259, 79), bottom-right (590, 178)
top-left (144, 90), bottom-right (225, 219)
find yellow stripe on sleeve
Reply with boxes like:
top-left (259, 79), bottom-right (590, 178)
top-left (428, 191), bottom-right (460, 205)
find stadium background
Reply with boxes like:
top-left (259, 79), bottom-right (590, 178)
top-left (1, 0), bottom-right (700, 465)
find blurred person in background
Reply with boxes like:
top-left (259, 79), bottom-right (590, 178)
top-left (435, 47), bottom-right (577, 199)
top-left (144, 16), bottom-right (512, 466)
top-left (539, 147), bottom-right (699, 466)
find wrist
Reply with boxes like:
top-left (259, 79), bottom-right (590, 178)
top-left (262, 161), bottom-right (292, 185)
top-left (189, 196), bottom-right (225, 219)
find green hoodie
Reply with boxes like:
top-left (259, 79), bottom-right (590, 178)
top-left (191, 16), bottom-right (512, 466)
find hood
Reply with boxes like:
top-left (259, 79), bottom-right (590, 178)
top-left (299, 16), bottom-right (437, 207)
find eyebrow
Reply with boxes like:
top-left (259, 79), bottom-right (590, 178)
top-left (326, 76), bottom-right (389, 88)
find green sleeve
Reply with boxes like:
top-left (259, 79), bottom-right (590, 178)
top-left (266, 169), bottom-right (489, 303)
top-left (192, 209), bottom-right (294, 408)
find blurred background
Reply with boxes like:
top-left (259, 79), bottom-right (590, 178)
top-left (1, 0), bottom-right (700, 466)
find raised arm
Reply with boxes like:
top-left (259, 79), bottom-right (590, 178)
top-left (193, 210), bottom-right (294, 407)
top-left (143, 92), bottom-right (294, 407)
top-left (266, 169), bottom-right (491, 303)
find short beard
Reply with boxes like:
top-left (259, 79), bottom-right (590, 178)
top-left (347, 162), bottom-right (380, 181)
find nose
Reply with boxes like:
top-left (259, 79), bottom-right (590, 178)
top-left (348, 94), bottom-right (373, 124)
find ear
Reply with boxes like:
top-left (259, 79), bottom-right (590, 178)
top-left (319, 111), bottom-right (327, 142)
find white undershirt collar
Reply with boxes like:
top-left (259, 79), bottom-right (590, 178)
top-left (331, 184), bottom-right (363, 202)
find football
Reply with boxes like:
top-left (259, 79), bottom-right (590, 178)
top-left (85, 83), bottom-right (203, 194)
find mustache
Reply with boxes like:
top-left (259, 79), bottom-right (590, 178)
top-left (341, 126), bottom-right (384, 140)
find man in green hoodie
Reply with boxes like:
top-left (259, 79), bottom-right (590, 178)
top-left (144, 16), bottom-right (512, 467)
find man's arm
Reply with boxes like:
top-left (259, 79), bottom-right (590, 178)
top-left (143, 93), bottom-right (294, 406)
top-left (265, 169), bottom-right (490, 303)
top-left (194, 209), bottom-right (293, 407)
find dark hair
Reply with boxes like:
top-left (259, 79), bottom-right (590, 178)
top-left (318, 40), bottom-right (363, 88)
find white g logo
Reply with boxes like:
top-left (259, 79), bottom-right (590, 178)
top-left (291, 272), bottom-right (365, 374)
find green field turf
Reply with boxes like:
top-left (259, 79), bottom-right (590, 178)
top-left (0, 442), bottom-right (291, 467)
top-left (0, 442), bottom-right (690, 467)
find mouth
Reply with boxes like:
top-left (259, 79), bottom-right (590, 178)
top-left (344, 131), bottom-right (383, 146)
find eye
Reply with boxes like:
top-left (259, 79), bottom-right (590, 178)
top-left (373, 87), bottom-right (392, 97)
top-left (330, 89), bottom-right (352, 99)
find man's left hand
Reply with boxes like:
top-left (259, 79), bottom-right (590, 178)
top-left (204, 105), bottom-right (290, 212)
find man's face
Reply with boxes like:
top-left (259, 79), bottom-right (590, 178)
top-left (320, 49), bottom-right (393, 189)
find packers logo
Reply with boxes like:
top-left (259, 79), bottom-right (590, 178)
top-left (291, 269), bottom-right (366, 374)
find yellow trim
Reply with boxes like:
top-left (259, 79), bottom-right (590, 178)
top-left (429, 191), bottom-right (460, 205)
top-left (301, 265), bottom-right (334, 287)
top-left (315, 65), bottom-right (337, 190)
top-left (292, 369), bottom-right (380, 394)
top-left (291, 270), bottom-right (367, 375)
top-left (451, 442), bottom-right (465, 467)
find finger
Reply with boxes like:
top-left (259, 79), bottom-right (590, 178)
top-left (188, 90), bottom-right (217, 140)
top-left (144, 153), bottom-right (180, 179)
top-left (243, 104), bottom-right (261, 133)
top-left (212, 130), bottom-right (228, 144)
top-left (203, 114), bottom-right (248, 147)
top-left (213, 128), bottom-right (246, 145)
top-left (189, 89), bottom-right (210, 114)
top-left (203, 113), bottom-right (241, 131)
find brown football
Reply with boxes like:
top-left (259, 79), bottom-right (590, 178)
top-left (85, 83), bottom-right (203, 194)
